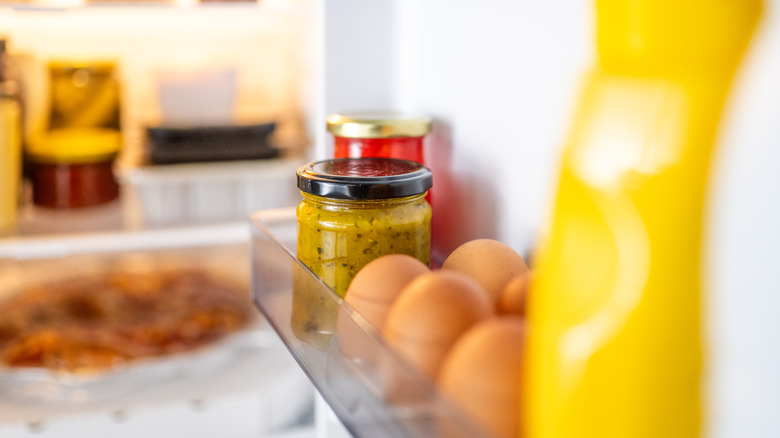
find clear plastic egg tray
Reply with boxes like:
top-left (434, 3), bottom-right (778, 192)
top-left (250, 208), bottom-right (498, 438)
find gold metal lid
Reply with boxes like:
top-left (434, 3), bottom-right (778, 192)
top-left (326, 112), bottom-right (432, 139)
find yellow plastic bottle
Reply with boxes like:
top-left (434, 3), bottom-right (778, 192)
top-left (525, 1), bottom-right (762, 437)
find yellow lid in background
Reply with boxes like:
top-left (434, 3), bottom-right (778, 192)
top-left (326, 112), bottom-right (432, 139)
top-left (48, 60), bottom-right (117, 74)
top-left (27, 128), bottom-right (122, 163)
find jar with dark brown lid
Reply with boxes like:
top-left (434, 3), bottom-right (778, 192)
top-left (293, 157), bottom-right (433, 347)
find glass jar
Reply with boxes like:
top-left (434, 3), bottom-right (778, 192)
top-left (293, 157), bottom-right (432, 347)
top-left (25, 60), bottom-right (122, 209)
top-left (327, 112), bottom-right (432, 163)
top-left (0, 94), bottom-right (20, 235)
top-left (26, 128), bottom-right (121, 209)
top-left (48, 61), bottom-right (120, 130)
top-left (1, 38), bottom-right (21, 235)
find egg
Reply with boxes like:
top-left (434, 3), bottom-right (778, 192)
top-left (497, 270), bottom-right (533, 316)
top-left (344, 254), bottom-right (430, 330)
top-left (438, 316), bottom-right (527, 438)
top-left (441, 239), bottom-right (529, 305)
top-left (338, 254), bottom-right (429, 361)
top-left (383, 270), bottom-right (493, 380)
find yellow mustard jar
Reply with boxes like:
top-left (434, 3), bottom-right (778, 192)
top-left (293, 157), bottom-right (432, 347)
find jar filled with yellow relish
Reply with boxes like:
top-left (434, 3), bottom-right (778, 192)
top-left (297, 157), bottom-right (433, 296)
top-left (294, 157), bottom-right (432, 347)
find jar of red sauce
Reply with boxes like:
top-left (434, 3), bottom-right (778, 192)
top-left (327, 112), bottom-right (432, 164)
top-left (26, 60), bottom-right (122, 209)
top-left (26, 128), bottom-right (121, 209)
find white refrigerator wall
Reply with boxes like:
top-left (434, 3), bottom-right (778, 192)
top-left (320, 1), bottom-right (594, 260)
top-left (320, 1), bottom-right (780, 436)
top-left (705, 3), bottom-right (780, 436)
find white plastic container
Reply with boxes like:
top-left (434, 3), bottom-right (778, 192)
top-left (118, 157), bottom-right (305, 228)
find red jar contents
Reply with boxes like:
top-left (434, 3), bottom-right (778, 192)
top-left (29, 160), bottom-right (119, 209)
top-left (327, 112), bottom-right (431, 163)
top-left (333, 136), bottom-right (425, 163)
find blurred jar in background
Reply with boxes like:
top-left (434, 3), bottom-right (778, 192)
top-left (48, 61), bottom-right (120, 130)
top-left (327, 111), bottom-right (433, 205)
top-left (26, 129), bottom-right (121, 209)
top-left (26, 60), bottom-right (122, 209)
top-left (0, 38), bottom-right (22, 234)
top-left (327, 112), bottom-right (431, 164)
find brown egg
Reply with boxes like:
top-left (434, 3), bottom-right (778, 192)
top-left (338, 254), bottom-right (429, 362)
top-left (441, 239), bottom-right (529, 305)
top-left (383, 270), bottom-right (493, 380)
top-left (497, 270), bottom-right (533, 316)
top-left (344, 254), bottom-right (430, 330)
top-left (438, 316), bottom-right (527, 438)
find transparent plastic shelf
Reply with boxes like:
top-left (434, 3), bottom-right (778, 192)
top-left (250, 208), bottom-right (497, 438)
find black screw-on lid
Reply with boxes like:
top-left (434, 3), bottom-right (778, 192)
top-left (297, 157), bottom-right (433, 200)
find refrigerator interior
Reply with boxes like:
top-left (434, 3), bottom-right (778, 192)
top-left (1, 0), bottom-right (779, 436)
top-left (0, 1), bottom-right (317, 232)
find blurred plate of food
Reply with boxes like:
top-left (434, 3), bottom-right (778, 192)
top-left (0, 224), bottom-right (286, 408)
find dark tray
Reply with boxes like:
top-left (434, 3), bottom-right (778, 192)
top-left (146, 123), bottom-right (279, 165)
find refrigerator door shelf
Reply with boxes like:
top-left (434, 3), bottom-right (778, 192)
top-left (250, 208), bottom-right (499, 438)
